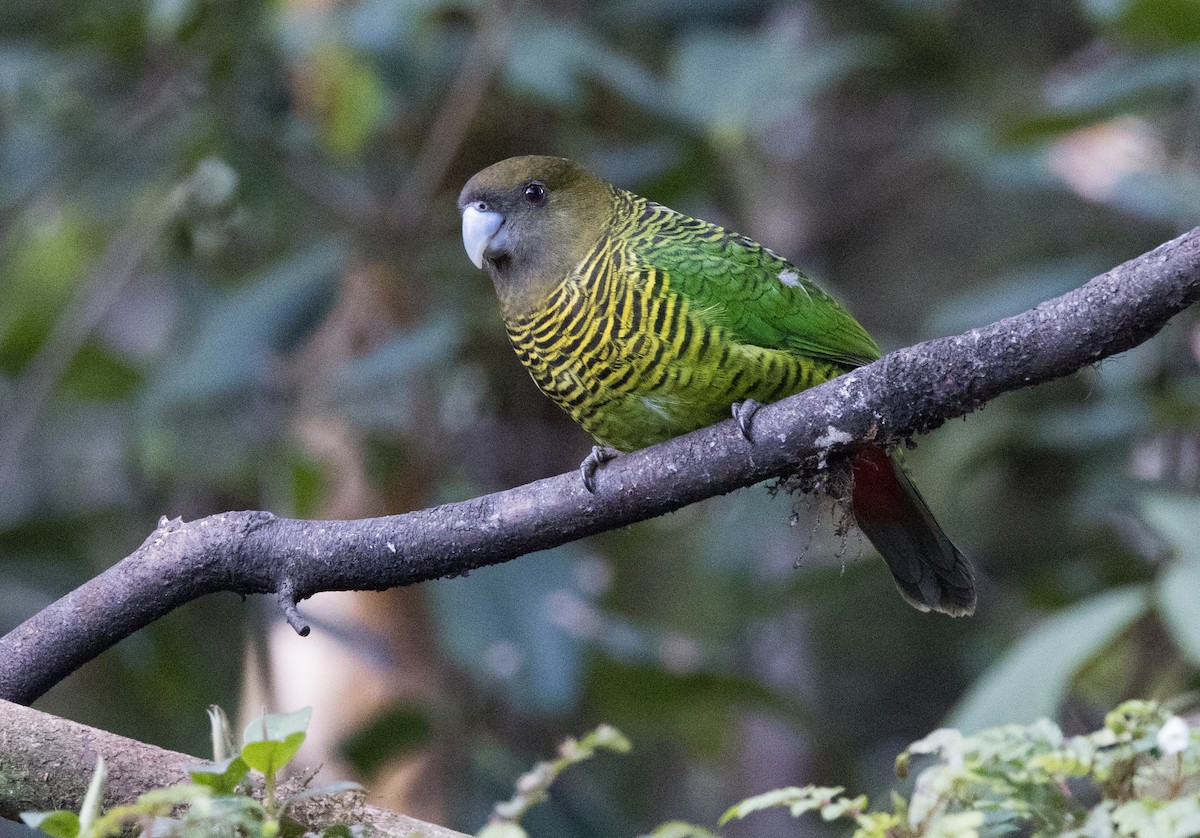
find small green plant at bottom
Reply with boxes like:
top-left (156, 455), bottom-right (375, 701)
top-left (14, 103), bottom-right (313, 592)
top-left (23, 699), bottom-right (1200, 837)
top-left (21, 706), bottom-right (362, 838)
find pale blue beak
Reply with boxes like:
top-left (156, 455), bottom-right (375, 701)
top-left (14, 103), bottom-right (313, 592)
top-left (461, 203), bottom-right (505, 269)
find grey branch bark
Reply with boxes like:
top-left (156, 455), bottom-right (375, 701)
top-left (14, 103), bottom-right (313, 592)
top-left (2, 227), bottom-right (1199, 706)
top-left (0, 699), bottom-right (469, 837)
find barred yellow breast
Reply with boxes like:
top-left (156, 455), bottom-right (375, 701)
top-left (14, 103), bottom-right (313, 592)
top-left (504, 190), bottom-right (846, 452)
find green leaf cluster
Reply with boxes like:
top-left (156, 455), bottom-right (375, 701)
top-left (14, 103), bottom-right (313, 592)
top-left (642, 699), bottom-right (1200, 838)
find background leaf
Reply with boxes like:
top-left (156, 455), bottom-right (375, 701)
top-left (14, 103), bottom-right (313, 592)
top-left (951, 587), bottom-right (1150, 732)
top-left (19, 811), bottom-right (80, 838)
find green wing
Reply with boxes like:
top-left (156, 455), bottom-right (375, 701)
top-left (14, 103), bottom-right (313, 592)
top-left (629, 199), bottom-right (880, 368)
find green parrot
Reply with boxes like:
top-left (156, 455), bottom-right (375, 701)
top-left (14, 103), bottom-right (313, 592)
top-left (458, 155), bottom-right (975, 617)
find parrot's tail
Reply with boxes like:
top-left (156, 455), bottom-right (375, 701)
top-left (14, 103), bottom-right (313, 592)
top-left (850, 445), bottom-right (976, 617)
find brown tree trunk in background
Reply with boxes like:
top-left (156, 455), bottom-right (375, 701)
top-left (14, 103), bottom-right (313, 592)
top-left (243, 261), bottom-right (451, 826)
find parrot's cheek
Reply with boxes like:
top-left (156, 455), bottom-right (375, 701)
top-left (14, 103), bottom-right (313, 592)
top-left (462, 205), bottom-right (505, 269)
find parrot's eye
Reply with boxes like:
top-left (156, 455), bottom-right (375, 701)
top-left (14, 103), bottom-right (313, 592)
top-left (523, 182), bottom-right (548, 206)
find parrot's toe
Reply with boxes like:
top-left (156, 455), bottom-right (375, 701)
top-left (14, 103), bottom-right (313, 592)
top-left (580, 445), bottom-right (619, 492)
top-left (732, 399), bottom-right (761, 442)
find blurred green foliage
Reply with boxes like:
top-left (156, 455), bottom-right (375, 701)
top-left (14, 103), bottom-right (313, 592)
top-left (1, 0), bottom-right (1199, 835)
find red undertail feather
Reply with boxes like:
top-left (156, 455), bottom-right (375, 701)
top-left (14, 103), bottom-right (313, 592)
top-left (850, 445), bottom-right (976, 617)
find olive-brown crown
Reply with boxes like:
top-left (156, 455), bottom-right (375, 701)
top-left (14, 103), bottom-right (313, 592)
top-left (458, 156), bottom-right (613, 316)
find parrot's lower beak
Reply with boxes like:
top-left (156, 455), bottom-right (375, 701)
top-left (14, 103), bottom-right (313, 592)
top-left (462, 204), bottom-right (505, 269)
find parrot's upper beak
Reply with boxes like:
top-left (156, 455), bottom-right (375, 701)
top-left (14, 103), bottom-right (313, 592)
top-left (461, 203), bottom-right (505, 269)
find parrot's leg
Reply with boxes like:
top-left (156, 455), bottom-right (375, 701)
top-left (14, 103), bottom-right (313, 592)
top-left (731, 399), bottom-right (762, 442)
top-left (580, 445), bottom-right (619, 493)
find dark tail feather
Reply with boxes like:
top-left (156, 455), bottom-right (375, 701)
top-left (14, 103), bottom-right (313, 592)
top-left (850, 445), bottom-right (976, 617)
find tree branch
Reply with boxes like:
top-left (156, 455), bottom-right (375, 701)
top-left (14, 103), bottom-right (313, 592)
top-left (0, 699), bottom-right (469, 837)
top-left (2, 228), bottom-right (1198, 706)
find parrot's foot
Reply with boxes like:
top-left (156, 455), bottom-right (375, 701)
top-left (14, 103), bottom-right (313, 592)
top-left (731, 399), bottom-right (762, 442)
top-left (580, 445), bottom-right (618, 493)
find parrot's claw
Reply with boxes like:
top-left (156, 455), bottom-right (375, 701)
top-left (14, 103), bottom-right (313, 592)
top-left (580, 445), bottom-right (618, 493)
top-left (732, 399), bottom-right (761, 442)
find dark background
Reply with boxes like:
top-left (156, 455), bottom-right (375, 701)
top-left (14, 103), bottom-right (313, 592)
top-left (1, 0), bottom-right (1199, 834)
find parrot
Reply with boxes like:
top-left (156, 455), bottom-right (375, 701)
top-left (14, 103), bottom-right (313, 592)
top-left (458, 155), bottom-right (975, 617)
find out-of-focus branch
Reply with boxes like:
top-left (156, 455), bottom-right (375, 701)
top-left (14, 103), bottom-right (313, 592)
top-left (1, 227), bottom-right (1198, 706)
top-left (0, 198), bottom-right (180, 491)
top-left (0, 699), bottom-right (470, 837)
top-left (283, 0), bottom-right (517, 233)
top-left (387, 0), bottom-right (519, 227)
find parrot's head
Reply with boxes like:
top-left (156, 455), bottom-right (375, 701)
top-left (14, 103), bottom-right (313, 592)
top-left (458, 156), bottom-right (612, 315)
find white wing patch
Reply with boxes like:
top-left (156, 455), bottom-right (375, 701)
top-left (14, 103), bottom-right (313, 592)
top-left (778, 268), bottom-right (813, 302)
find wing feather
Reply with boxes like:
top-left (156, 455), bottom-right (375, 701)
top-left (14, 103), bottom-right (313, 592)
top-left (627, 197), bottom-right (880, 369)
